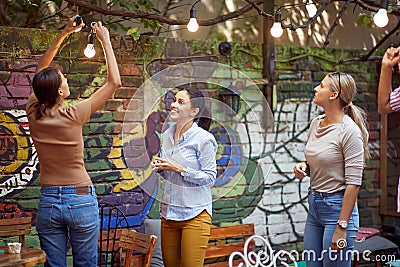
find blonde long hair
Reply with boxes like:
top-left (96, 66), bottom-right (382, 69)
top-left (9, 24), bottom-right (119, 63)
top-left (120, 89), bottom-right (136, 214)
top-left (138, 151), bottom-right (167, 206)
top-left (328, 71), bottom-right (370, 163)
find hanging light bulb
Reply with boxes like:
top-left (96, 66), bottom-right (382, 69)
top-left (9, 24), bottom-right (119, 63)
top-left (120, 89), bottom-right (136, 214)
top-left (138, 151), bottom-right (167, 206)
top-left (84, 29), bottom-right (96, 58)
top-left (373, 0), bottom-right (389, 28)
top-left (306, 2), bottom-right (317, 18)
top-left (187, 6), bottom-right (199, 32)
top-left (270, 8), bottom-right (283, 38)
top-left (84, 43), bottom-right (96, 58)
top-left (374, 9), bottom-right (389, 27)
top-left (73, 15), bottom-right (83, 33)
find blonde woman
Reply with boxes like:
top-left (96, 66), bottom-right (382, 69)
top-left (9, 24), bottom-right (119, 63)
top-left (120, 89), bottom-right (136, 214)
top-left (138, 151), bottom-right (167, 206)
top-left (294, 72), bottom-right (369, 267)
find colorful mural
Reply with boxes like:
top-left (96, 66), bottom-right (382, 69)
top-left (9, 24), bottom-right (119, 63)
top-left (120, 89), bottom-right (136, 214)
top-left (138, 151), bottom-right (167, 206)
top-left (0, 29), bottom-right (382, 249)
top-left (0, 62), bottom-right (39, 198)
top-left (118, 61), bottom-right (273, 226)
top-left (0, 111), bottom-right (39, 198)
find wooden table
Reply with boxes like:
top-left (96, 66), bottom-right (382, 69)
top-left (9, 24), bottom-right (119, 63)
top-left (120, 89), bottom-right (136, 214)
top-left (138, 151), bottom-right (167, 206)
top-left (0, 247), bottom-right (46, 267)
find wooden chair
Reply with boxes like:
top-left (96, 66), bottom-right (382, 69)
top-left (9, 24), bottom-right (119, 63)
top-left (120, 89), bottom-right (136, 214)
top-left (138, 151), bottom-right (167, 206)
top-left (0, 217), bottom-right (32, 246)
top-left (98, 203), bottom-right (130, 266)
top-left (119, 229), bottom-right (157, 267)
top-left (204, 224), bottom-right (255, 267)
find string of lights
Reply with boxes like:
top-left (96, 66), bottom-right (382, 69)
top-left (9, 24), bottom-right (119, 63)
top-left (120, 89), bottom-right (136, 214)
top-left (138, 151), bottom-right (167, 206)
top-left (75, 0), bottom-right (393, 58)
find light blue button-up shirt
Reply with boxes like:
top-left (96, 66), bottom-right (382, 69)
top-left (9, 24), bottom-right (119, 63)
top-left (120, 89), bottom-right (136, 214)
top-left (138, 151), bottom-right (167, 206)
top-left (160, 122), bottom-right (217, 221)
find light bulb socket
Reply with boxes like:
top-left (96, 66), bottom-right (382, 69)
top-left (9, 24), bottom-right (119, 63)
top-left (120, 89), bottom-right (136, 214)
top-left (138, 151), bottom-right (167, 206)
top-left (73, 15), bottom-right (83, 27)
top-left (88, 31), bottom-right (96, 44)
top-left (274, 8), bottom-right (282, 23)
top-left (380, 0), bottom-right (389, 9)
top-left (190, 7), bottom-right (197, 19)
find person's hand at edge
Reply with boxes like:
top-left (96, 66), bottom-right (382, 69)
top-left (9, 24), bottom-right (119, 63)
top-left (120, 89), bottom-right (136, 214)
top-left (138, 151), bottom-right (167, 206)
top-left (382, 46), bottom-right (400, 70)
top-left (35, 15), bottom-right (84, 73)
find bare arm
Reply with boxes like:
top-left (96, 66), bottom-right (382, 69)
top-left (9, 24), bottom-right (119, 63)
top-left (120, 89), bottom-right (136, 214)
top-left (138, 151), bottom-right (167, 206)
top-left (331, 184), bottom-right (359, 250)
top-left (35, 16), bottom-right (84, 74)
top-left (85, 22), bottom-right (122, 113)
top-left (378, 47), bottom-right (400, 114)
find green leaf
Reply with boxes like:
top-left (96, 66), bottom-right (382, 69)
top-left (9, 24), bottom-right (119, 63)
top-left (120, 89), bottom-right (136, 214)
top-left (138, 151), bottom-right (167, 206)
top-left (127, 27), bottom-right (139, 35)
top-left (127, 28), bottom-right (140, 41)
top-left (356, 14), bottom-right (372, 27)
top-left (99, 65), bottom-right (108, 75)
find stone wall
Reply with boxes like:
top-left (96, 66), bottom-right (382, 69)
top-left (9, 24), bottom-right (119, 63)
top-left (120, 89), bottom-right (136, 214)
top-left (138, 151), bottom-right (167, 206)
top-left (0, 26), bottom-right (384, 254)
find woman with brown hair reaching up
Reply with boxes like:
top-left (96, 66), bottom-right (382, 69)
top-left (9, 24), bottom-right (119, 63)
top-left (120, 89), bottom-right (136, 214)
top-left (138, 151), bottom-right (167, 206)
top-left (26, 16), bottom-right (121, 266)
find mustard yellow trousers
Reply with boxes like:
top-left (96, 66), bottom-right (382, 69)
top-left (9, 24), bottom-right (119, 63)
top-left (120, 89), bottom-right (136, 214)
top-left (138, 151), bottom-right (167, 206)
top-left (161, 210), bottom-right (211, 267)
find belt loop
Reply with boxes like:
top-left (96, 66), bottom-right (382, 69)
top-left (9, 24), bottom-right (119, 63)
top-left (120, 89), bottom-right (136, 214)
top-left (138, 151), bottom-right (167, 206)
top-left (89, 185), bottom-right (95, 195)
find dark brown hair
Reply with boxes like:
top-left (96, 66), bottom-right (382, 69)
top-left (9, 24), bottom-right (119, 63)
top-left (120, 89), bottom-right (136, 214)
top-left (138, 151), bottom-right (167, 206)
top-left (180, 86), bottom-right (212, 131)
top-left (32, 67), bottom-right (61, 119)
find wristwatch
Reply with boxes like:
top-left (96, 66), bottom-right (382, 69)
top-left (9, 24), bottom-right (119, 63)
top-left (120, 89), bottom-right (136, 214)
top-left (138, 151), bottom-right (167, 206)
top-left (337, 220), bottom-right (348, 229)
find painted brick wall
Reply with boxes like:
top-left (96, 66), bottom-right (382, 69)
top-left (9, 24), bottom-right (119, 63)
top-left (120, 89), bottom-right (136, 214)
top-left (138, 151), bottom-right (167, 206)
top-left (0, 26), bottom-right (384, 253)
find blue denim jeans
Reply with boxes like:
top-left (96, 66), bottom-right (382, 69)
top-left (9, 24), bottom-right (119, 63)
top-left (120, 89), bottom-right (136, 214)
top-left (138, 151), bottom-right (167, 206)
top-left (36, 186), bottom-right (99, 267)
top-left (304, 189), bottom-right (359, 267)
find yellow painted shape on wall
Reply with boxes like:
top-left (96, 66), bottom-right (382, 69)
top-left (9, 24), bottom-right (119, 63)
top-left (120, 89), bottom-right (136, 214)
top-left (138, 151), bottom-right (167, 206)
top-left (112, 158), bottom-right (126, 169)
top-left (114, 164), bottom-right (154, 192)
top-left (0, 112), bottom-right (29, 176)
top-left (122, 124), bottom-right (145, 143)
top-left (113, 108), bottom-right (160, 192)
top-left (108, 148), bottom-right (121, 159)
top-left (113, 137), bottom-right (123, 147)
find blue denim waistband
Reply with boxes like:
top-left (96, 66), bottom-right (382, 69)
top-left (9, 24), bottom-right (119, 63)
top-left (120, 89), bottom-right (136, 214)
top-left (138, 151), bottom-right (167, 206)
top-left (41, 185), bottom-right (95, 195)
top-left (308, 188), bottom-right (345, 197)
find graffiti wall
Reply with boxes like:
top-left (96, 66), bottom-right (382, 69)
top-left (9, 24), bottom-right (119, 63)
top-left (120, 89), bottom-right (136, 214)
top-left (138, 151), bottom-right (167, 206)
top-left (0, 27), bottom-right (382, 250)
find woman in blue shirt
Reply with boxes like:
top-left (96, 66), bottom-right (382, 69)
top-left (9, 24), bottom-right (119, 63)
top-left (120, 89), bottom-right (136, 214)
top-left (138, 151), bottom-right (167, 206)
top-left (152, 86), bottom-right (217, 267)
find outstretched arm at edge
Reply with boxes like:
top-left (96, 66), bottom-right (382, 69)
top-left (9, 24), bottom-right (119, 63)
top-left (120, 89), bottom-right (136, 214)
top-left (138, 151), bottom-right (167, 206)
top-left (35, 16), bottom-right (84, 74)
top-left (378, 47), bottom-right (400, 114)
top-left (85, 22), bottom-right (122, 113)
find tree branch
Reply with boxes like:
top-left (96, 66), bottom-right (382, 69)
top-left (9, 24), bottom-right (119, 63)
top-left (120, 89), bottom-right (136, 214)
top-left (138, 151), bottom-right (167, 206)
top-left (282, 0), bottom-right (330, 31)
top-left (323, 0), bottom-right (352, 48)
top-left (338, 19), bottom-right (400, 64)
top-left (243, 0), bottom-right (272, 18)
top-left (155, 0), bottom-right (175, 35)
top-left (64, 0), bottom-right (265, 26)
top-left (62, 0), bottom-right (398, 64)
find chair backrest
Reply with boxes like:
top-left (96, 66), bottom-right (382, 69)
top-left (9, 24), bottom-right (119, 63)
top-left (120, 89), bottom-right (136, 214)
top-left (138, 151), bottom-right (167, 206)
top-left (0, 217), bottom-right (32, 246)
top-left (98, 203), bottom-right (130, 266)
top-left (120, 229), bottom-right (157, 267)
top-left (204, 224), bottom-right (255, 267)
